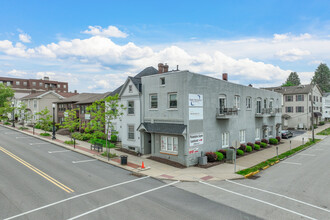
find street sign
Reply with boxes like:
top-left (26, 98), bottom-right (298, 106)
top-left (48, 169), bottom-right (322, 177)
top-left (232, 140), bottom-right (240, 149)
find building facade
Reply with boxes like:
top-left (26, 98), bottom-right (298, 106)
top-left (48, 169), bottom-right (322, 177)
top-left (138, 71), bottom-right (282, 166)
top-left (322, 92), bottom-right (330, 121)
top-left (264, 84), bottom-right (323, 129)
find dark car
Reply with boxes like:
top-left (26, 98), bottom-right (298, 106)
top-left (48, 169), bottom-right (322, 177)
top-left (281, 130), bottom-right (293, 139)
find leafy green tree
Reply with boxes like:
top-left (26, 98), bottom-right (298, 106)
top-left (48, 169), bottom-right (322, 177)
top-left (0, 101), bottom-right (14, 122)
top-left (60, 108), bottom-right (80, 140)
top-left (281, 81), bottom-right (295, 87)
top-left (312, 63), bottom-right (330, 92)
top-left (36, 107), bottom-right (52, 134)
top-left (17, 103), bottom-right (31, 128)
top-left (284, 72), bottom-right (301, 86)
top-left (0, 84), bottom-right (14, 108)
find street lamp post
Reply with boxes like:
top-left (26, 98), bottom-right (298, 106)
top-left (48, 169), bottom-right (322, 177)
top-left (52, 103), bottom-right (56, 140)
top-left (12, 102), bottom-right (15, 127)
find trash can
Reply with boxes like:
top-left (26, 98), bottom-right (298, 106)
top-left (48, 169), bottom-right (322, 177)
top-left (120, 155), bottom-right (128, 165)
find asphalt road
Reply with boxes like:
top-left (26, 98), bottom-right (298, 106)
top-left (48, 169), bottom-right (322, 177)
top-left (0, 126), bottom-right (258, 220)
top-left (177, 136), bottom-right (330, 220)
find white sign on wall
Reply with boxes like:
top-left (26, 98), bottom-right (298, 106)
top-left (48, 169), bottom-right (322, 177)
top-left (189, 108), bottom-right (203, 120)
top-left (85, 114), bottom-right (90, 120)
top-left (189, 94), bottom-right (203, 107)
top-left (189, 132), bottom-right (204, 146)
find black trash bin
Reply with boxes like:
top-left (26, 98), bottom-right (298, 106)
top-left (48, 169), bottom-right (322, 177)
top-left (120, 155), bottom-right (128, 165)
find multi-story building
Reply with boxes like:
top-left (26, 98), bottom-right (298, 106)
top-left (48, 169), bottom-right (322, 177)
top-left (138, 70), bottom-right (282, 166)
top-left (322, 92), bottom-right (330, 121)
top-left (111, 66), bottom-right (160, 152)
top-left (264, 84), bottom-right (323, 129)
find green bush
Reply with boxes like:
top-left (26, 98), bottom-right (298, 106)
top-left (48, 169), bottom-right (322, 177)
top-left (254, 144), bottom-right (260, 150)
top-left (89, 138), bottom-right (116, 148)
top-left (111, 134), bottom-right (118, 142)
top-left (19, 127), bottom-right (28, 130)
top-left (246, 146), bottom-right (252, 152)
top-left (101, 152), bottom-right (117, 158)
top-left (237, 149), bottom-right (244, 156)
top-left (215, 152), bottom-right (224, 161)
top-left (40, 133), bottom-right (50, 136)
top-left (319, 121), bottom-right (325, 126)
top-left (260, 142), bottom-right (267, 148)
top-left (64, 140), bottom-right (74, 145)
top-left (4, 122), bottom-right (11, 125)
top-left (269, 138), bottom-right (278, 145)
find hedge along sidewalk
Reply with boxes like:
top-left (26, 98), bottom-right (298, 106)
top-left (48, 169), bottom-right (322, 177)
top-left (317, 127), bottom-right (330, 135)
top-left (237, 139), bottom-right (321, 177)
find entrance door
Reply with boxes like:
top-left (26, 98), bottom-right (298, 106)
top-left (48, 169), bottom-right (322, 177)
top-left (143, 133), bottom-right (151, 154)
top-left (219, 95), bottom-right (226, 114)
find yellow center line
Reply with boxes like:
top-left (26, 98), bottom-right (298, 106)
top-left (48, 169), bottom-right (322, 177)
top-left (0, 146), bottom-right (74, 193)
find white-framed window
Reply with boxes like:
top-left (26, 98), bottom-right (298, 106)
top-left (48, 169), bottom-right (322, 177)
top-left (33, 100), bottom-right (37, 108)
top-left (128, 125), bottom-right (135, 140)
top-left (269, 99), bottom-right (273, 108)
top-left (150, 94), bottom-right (158, 109)
top-left (7, 81), bottom-right (11, 86)
top-left (32, 82), bottom-right (36, 86)
top-left (255, 128), bottom-right (260, 140)
top-left (58, 84), bottom-right (61, 88)
top-left (239, 130), bottom-right (246, 143)
top-left (286, 106), bottom-right (294, 113)
top-left (39, 82), bottom-right (43, 86)
top-left (23, 81), bottom-right (27, 86)
top-left (222, 132), bottom-right (229, 148)
top-left (128, 101), bottom-right (134, 115)
top-left (160, 77), bottom-right (165, 85)
top-left (268, 126), bottom-right (273, 137)
top-left (296, 94), bottom-right (304, 101)
top-left (263, 99), bottom-right (267, 109)
top-left (256, 98), bottom-right (262, 114)
top-left (168, 93), bottom-right (177, 109)
top-left (64, 85), bottom-right (67, 88)
top-left (161, 136), bottom-right (178, 154)
top-left (45, 84), bottom-right (48, 88)
top-left (16, 81), bottom-right (20, 86)
top-left (285, 95), bottom-right (293, 102)
top-left (234, 95), bottom-right (240, 109)
top-left (128, 85), bottom-right (133, 93)
top-left (246, 96), bottom-right (252, 109)
top-left (296, 106), bottom-right (304, 113)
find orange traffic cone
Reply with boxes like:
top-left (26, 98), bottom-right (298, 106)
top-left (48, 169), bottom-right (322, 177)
top-left (141, 161), bottom-right (145, 169)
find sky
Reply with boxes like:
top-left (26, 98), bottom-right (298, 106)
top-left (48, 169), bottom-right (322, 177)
top-left (1, 0), bottom-right (330, 93)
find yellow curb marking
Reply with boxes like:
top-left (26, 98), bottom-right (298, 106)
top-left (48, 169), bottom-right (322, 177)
top-left (0, 146), bottom-right (74, 193)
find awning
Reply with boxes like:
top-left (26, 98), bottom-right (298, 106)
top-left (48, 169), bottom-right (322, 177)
top-left (137, 123), bottom-right (187, 135)
top-left (314, 112), bottom-right (322, 117)
top-left (282, 114), bottom-right (291, 119)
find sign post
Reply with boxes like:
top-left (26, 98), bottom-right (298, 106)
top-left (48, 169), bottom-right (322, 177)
top-left (107, 130), bottom-right (111, 161)
top-left (232, 140), bottom-right (240, 173)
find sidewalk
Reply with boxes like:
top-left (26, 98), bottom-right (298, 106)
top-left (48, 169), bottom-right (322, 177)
top-left (1, 122), bottom-right (328, 182)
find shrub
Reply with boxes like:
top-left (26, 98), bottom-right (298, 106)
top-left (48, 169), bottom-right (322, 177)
top-left (246, 146), bottom-right (252, 152)
top-left (255, 141), bottom-right (261, 145)
top-left (4, 122), bottom-right (11, 125)
top-left (101, 152), bottom-right (117, 158)
top-left (254, 144), bottom-right (260, 150)
top-left (261, 138), bottom-right (269, 144)
top-left (276, 136), bottom-right (281, 142)
top-left (247, 142), bottom-right (254, 147)
top-left (111, 134), bottom-right (118, 142)
top-left (260, 142), bottom-right (267, 148)
top-left (205, 152), bottom-right (217, 162)
top-left (215, 152), bottom-right (224, 161)
top-left (237, 149), bottom-right (244, 156)
top-left (80, 128), bottom-right (85, 133)
top-left (19, 127), bottom-right (28, 130)
top-left (269, 138), bottom-right (278, 145)
top-left (319, 121), bottom-right (325, 126)
top-left (64, 140), bottom-right (74, 145)
top-left (40, 133), bottom-right (50, 136)
top-left (217, 149), bottom-right (227, 158)
top-left (239, 144), bottom-right (246, 152)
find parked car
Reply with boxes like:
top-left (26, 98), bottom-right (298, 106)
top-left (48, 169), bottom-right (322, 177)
top-left (281, 130), bottom-right (293, 139)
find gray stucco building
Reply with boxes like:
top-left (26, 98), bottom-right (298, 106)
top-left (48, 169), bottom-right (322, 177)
top-left (138, 70), bottom-right (282, 166)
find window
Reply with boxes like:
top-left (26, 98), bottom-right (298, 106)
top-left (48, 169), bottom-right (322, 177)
top-left (32, 82), bottom-right (36, 86)
top-left (256, 99), bottom-right (262, 114)
top-left (255, 128), bottom-right (260, 140)
top-left (286, 106), bottom-right (293, 113)
top-left (128, 101), bottom-right (134, 115)
top-left (222, 132), bottom-right (229, 148)
top-left (285, 95), bottom-right (293, 102)
top-left (309, 95), bottom-right (312, 101)
top-left (80, 105), bottom-right (86, 114)
top-left (23, 81), bottom-right (27, 86)
top-left (269, 99), bottom-right (273, 108)
top-left (320, 97), bottom-right (322, 102)
top-left (128, 125), bottom-right (135, 140)
top-left (309, 106), bottom-right (312, 113)
top-left (7, 81), bottom-right (11, 86)
top-left (58, 84), bottom-right (61, 88)
top-left (239, 130), bottom-right (246, 143)
top-left (320, 107), bottom-right (322, 112)
top-left (296, 106), bottom-right (304, 113)
top-left (128, 85), bottom-right (133, 93)
top-left (45, 84), bottom-right (48, 88)
top-left (296, 94), bottom-right (304, 101)
top-left (161, 136), bottom-right (178, 154)
top-left (246, 97), bottom-right (252, 109)
top-left (160, 77), bottom-right (165, 85)
top-left (16, 81), bottom-right (20, 86)
top-left (263, 99), bottom-right (267, 109)
top-left (39, 82), bottom-right (43, 86)
top-left (269, 126), bottom-right (273, 137)
top-left (150, 94), bottom-right (158, 109)
top-left (234, 95), bottom-right (240, 109)
top-left (33, 100), bottom-right (37, 108)
top-left (64, 85), bottom-right (67, 88)
top-left (168, 93), bottom-right (177, 109)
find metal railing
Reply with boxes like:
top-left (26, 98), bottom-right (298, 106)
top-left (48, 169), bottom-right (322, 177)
top-left (216, 107), bottom-right (238, 116)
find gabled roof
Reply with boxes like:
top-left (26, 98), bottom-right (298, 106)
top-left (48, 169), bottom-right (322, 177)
top-left (54, 93), bottom-right (103, 104)
top-left (20, 90), bottom-right (66, 100)
top-left (263, 84), bottom-right (313, 95)
top-left (110, 66), bottom-right (158, 97)
top-left (75, 92), bottom-right (111, 104)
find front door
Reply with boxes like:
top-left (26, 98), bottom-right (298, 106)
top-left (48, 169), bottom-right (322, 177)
top-left (143, 133), bottom-right (151, 154)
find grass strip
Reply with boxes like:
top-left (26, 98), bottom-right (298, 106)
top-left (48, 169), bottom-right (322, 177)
top-left (237, 139), bottom-right (320, 176)
top-left (317, 127), bottom-right (330, 135)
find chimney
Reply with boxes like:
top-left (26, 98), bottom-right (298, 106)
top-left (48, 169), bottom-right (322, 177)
top-left (222, 73), bottom-right (228, 81)
top-left (176, 65), bottom-right (179, 71)
top-left (158, 63), bottom-right (164, 73)
top-left (164, 63), bottom-right (169, 73)
top-left (248, 84), bottom-right (253, 87)
top-left (43, 76), bottom-right (49, 81)
top-left (74, 90), bottom-right (77, 93)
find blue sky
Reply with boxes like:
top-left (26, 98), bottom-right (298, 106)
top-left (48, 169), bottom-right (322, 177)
top-left (1, 0), bottom-right (330, 92)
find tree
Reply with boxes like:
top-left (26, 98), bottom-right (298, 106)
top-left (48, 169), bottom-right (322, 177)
top-left (60, 108), bottom-right (80, 140)
top-left (312, 63), bottom-right (330, 92)
top-left (283, 72), bottom-right (301, 86)
top-left (36, 107), bottom-right (52, 134)
top-left (17, 103), bottom-right (31, 128)
top-left (0, 84), bottom-right (14, 108)
top-left (0, 101), bottom-right (14, 122)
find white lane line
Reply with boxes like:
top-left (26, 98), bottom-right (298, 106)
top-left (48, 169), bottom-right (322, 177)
top-left (4, 132), bottom-right (18, 135)
top-left (313, 149), bottom-right (324, 151)
top-left (48, 150), bottom-right (71, 154)
top-left (67, 180), bottom-right (180, 220)
top-left (200, 181), bottom-right (317, 220)
top-left (4, 176), bottom-right (150, 220)
top-left (16, 137), bottom-right (33, 139)
top-left (225, 179), bottom-right (330, 214)
top-left (299, 154), bottom-right (316, 156)
top-left (72, 159), bottom-right (97, 164)
top-left (29, 143), bottom-right (49, 146)
top-left (281, 161), bottom-right (302, 165)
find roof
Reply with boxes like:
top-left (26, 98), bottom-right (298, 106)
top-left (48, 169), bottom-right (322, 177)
top-left (75, 92), bottom-right (111, 104)
top-left (263, 84), bottom-right (313, 95)
top-left (138, 123), bottom-right (187, 135)
top-left (20, 90), bottom-right (66, 100)
top-left (110, 66), bottom-right (158, 96)
top-left (54, 93), bottom-right (104, 104)
top-left (58, 92), bottom-right (78, 98)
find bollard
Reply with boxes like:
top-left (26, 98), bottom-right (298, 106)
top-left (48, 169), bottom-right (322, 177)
top-left (302, 137), bottom-right (304, 145)
top-left (33, 125), bottom-right (35, 135)
top-left (276, 146), bottom-right (279, 159)
top-left (290, 140), bottom-right (292, 151)
top-left (73, 138), bottom-right (76, 149)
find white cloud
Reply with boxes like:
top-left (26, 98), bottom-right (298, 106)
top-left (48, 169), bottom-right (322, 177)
top-left (7, 69), bottom-right (28, 77)
top-left (83, 25), bottom-right (128, 38)
top-left (275, 48), bottom-right (311, 61)
top-left (273, 33), bottom-right (289, 41)
top-left (19, 33), bottom-right (31, 43)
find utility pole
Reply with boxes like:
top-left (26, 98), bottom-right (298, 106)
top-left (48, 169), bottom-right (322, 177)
top-left (311, 84), bottom-right (315, 142)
